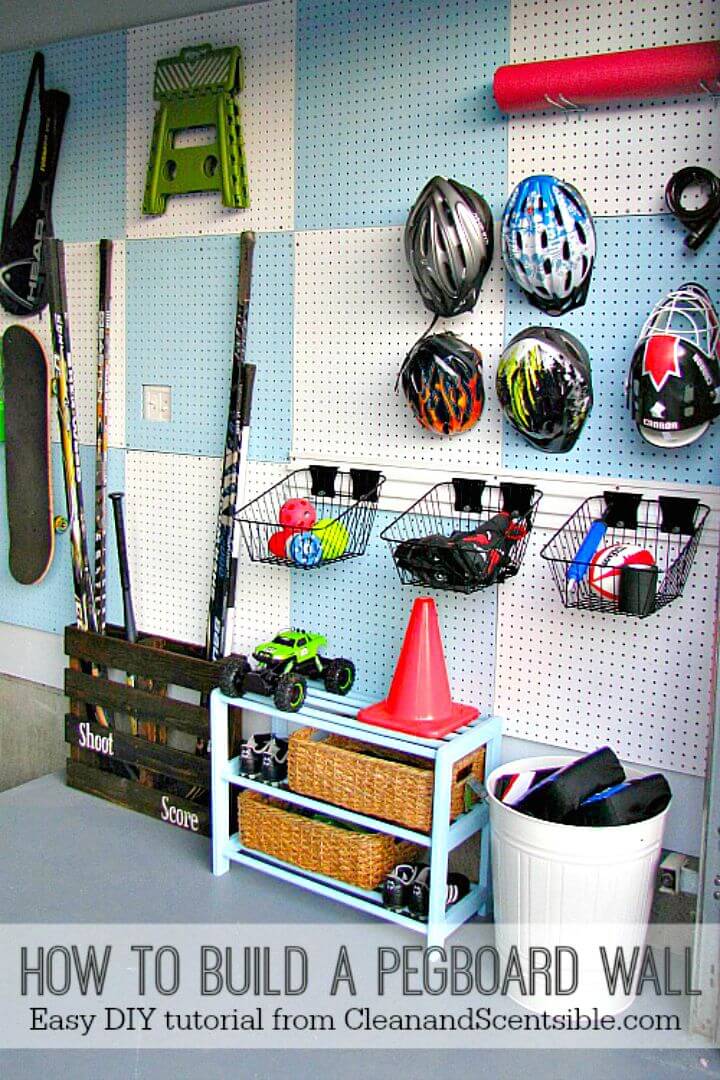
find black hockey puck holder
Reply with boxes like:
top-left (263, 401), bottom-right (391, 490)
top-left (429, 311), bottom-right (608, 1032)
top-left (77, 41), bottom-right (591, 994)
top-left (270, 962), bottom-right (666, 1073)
top-left (540, 491), bottom-right (710, 618)
top-left (234, 465), bottom-right (385, 569)
top-left (380, 478), bottom-right (543, 594)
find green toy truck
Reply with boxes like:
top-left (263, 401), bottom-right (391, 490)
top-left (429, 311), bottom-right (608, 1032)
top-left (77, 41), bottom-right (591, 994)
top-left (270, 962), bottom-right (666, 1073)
top-left (219, 629), bottom-right (356, 712)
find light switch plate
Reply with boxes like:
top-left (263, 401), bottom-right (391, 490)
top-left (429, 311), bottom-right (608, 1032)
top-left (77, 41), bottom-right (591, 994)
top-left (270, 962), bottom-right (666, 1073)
top-left (142, 385), bottom-right (172, 422)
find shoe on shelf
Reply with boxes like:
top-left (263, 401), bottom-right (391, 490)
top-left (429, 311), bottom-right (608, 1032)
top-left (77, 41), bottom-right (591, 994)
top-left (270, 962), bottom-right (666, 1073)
top-left (381, 862), bottom-right (425, 910)
top-left (408, 868), bottom-right (471, 918)
top-left (261, 737), bottom-right (289, 784)
top-left (239, 732), bottom-right (273, 778)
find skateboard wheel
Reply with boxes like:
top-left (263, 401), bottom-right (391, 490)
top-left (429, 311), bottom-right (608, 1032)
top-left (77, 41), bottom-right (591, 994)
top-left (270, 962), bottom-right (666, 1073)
top-left (54, 516), bottom-right (68, 533)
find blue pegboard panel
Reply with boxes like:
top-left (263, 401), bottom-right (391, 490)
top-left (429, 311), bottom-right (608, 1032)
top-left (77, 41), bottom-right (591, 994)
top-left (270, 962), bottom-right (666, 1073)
top-left (248, 233), bottom-right (293, 461)
top-left (296, 0), bottom-right (509, 230)
top-left (125, 232), bottom-right (292, 460)
top-left (0, 34), bottom-right (126, 244)
top-left (502, 213), bottom-right (720, 486)
top-left (0, 446), bottom-right (124, 635)
top-left (290, 510), bottom-right (497, 711)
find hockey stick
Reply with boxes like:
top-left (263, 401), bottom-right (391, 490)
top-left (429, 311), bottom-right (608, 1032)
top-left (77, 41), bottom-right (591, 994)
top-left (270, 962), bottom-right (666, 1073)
top-left (45, 237), bottom-right (108, 729)
top-left (206, 229), bottom-right (256, 664)
top-left (190, 232), bottom-right (256, 793)
top-left (94, 239), bottom-right (113, 633)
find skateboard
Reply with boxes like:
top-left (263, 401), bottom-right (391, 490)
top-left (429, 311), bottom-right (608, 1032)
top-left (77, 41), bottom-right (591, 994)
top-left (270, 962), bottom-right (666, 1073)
top-left (2, 324), bottom-right (55, 584)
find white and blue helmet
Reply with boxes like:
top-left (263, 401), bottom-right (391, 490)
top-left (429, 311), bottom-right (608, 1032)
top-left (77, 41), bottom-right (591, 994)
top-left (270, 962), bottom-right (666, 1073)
top-left (502, 174), bottom-right (596, 316)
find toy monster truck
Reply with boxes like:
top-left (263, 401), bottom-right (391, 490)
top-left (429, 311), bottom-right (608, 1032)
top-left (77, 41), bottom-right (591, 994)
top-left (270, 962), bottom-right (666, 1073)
top-left (219, 629), bottom-right (356, 713)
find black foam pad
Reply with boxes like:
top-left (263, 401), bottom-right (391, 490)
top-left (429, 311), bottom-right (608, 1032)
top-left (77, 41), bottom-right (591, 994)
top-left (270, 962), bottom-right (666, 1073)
top-left (565, 774), bottom-right (672, 827)
top-left (512, 747), bottom-right (625, 823)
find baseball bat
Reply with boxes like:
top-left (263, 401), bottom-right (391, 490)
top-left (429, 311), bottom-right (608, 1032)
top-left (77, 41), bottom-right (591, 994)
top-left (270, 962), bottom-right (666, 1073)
top-left (110, 492), bottom-right (137, 644)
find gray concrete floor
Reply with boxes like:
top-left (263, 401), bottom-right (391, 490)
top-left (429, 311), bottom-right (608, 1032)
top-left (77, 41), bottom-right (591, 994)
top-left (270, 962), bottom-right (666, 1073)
top-left (1, 772), bottom-right (718, 1079)
top-left (1, 1047), bottom-right (718, 1080)
top-left (0, 675), bottom-right (66, 793)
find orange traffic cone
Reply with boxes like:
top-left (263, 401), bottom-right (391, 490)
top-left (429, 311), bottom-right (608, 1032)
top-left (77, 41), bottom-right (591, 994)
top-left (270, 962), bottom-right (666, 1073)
top-left (357, 597), bottom-right (478, 738)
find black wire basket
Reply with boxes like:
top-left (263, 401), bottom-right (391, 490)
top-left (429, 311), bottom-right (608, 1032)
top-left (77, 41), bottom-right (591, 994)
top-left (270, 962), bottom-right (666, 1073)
top-left (540, 491), bottom-right (710, 618)
top-left (235, 466), bottom-right (385, 569)
top-left (381, 478), bottom-right (543, 594)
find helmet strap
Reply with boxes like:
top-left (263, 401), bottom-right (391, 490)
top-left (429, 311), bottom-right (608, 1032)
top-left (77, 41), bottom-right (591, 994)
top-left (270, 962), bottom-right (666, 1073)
top-left (422, 314), bottom-right (439, 338)
top-left (396, 315), bottom-right (440, 392)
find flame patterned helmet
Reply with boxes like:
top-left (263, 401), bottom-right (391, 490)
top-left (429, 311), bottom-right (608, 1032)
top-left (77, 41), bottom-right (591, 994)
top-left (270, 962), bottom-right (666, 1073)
top-left (399, 332), bottom-right (484, 436)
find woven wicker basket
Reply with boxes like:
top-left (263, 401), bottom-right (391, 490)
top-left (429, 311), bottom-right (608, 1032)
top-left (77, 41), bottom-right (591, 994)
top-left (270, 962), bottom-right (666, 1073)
top-left (238, 791), bottom-right (420, 890)
top-left (288, 727), bottom-right (485, 833)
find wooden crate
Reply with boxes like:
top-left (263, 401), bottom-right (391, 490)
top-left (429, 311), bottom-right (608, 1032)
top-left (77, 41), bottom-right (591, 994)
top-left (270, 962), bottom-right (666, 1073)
top-left (64, 624), bottom-right (225, 837)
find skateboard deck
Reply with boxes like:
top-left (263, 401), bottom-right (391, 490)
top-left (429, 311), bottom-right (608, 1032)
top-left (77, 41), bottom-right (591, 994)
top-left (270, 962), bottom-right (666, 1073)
top-left (2, 324), bottom-right (54, 584)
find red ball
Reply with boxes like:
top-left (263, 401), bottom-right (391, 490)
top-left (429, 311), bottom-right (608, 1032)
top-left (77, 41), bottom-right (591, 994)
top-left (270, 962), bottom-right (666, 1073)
top-left (268, 529), bottom-right (292, 559)
top-left (278, 498), bottom-right (317, 530)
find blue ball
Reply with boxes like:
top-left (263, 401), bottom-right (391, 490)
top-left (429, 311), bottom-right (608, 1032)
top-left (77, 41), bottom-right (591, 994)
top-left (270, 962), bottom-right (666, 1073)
top-left (288, 531), bottom-right (323, 567)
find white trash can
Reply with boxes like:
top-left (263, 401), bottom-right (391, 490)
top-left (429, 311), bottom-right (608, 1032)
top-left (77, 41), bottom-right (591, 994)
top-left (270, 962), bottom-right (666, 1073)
top-left (488, 755), bottom-right (671, 1016)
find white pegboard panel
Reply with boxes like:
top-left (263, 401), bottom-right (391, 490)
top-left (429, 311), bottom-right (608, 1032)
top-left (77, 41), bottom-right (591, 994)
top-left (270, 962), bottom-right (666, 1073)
top-left (507, 99), bottom-right (720, 217)
top-left (0, 242), bottom-right (126, 449)
top-left (126, 0), bottom-right (294, 238)
top-left (507, 0), bottom-right (720, 216)
top-left (125, 451), bottom-right (289, 647)
top-left (509, 0), bottom-right (718, 62)
top-left (293, 226), bottom-right (505, 471)
top-left (242, 458), bottom-right (290, 504)
top-left (494, 524), bottom-right (718, 776)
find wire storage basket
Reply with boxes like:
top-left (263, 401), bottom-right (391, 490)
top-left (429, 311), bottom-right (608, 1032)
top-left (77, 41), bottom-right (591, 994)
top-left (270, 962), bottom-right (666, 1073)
top-left (540, 491), bottom-right (709, 618)
top-left (235, 465), bottom-right (385, 569)
top-left (381, 478), bottom-right (542, 594)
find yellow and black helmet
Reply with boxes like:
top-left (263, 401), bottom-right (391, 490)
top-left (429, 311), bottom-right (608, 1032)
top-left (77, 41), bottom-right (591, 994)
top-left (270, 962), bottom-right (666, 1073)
top-left (497, 326), bottom-right (593, 453)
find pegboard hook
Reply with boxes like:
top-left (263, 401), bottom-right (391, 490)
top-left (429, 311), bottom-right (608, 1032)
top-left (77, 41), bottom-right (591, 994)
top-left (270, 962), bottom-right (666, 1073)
top-left (602, 490), bottom-right (643, 530)
top-left (698, 78), bottom-right (720, 99)
top-left (543, 92), bottom-right (586, 114)
top-left (452, 478), bottom-right (486, 514)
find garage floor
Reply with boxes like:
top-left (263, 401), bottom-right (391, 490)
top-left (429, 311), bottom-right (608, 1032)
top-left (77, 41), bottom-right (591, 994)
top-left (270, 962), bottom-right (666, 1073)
top-left (1, 773), bottom-right (718, 1080)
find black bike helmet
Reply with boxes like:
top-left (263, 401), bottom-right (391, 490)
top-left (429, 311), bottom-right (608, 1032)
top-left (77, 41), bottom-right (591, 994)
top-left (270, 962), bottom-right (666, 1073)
top-left (404, 176), bottom-right (494, 318)
top-left (496, 326), bottom-right (593, 453)
top-left (627, 283), bottom-right (720, 448)
top-left (398, 332), bottom-right (484, 436)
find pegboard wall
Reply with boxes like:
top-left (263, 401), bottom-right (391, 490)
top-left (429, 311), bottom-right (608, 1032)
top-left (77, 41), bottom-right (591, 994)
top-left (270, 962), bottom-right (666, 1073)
top-left (125, 232), bottom-right (292, 459)
top-left (0, 0), bottom-right (718, 800)
top-left (293, 226), bottom-right (506, 471)
top-left (507, 0), bottom-right (720, 216)
top-left (495, 528), bottom-right (717, 775)
top-left (0, 243), bottom-right (127, 450)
